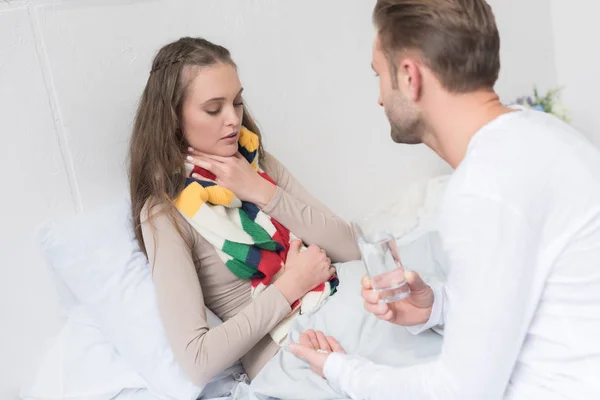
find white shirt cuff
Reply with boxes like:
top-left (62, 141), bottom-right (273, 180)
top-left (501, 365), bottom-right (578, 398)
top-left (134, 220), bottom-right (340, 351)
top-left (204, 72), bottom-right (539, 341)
top-left (406, 282), bottom-right (445, 335)
top-left (323, 352), bottom-right (348, 395)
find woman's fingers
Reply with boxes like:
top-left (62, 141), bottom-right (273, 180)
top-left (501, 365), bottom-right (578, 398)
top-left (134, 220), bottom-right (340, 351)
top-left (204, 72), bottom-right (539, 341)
top-left (188, 155), bottom-right (224, 177)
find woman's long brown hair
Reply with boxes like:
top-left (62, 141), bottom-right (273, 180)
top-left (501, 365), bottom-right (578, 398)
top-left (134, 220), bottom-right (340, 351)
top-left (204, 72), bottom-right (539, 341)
top-left (128, 37), bottom-right (264, 256)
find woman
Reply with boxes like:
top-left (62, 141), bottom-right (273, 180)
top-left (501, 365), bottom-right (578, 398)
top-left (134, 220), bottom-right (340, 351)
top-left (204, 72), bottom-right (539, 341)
top-left (128, 36), bottom-right (360, 387)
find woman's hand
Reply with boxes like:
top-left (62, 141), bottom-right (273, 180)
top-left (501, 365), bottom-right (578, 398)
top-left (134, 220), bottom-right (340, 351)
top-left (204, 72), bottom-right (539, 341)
top-left (289, 330), bottom-right (345, 377)
top-left (187, 148), bottom-right (276, 207)
top-left (274, 240), bottom-right (335, 304)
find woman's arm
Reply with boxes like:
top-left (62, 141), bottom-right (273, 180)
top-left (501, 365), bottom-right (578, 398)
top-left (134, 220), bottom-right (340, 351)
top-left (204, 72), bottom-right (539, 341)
top-left (261, 152), bottom-right (361, 263)
top-left (141, 203), bottom-right (291, 387)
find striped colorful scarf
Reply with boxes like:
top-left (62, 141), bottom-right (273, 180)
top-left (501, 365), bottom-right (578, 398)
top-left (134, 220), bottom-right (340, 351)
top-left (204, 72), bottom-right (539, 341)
top-left (173, 127), bottom-right (338, 345)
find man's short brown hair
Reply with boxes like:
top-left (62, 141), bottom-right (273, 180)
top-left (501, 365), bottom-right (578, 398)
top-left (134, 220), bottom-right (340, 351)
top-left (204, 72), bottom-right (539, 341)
top-left (373, 0), bottom-right (501, 93)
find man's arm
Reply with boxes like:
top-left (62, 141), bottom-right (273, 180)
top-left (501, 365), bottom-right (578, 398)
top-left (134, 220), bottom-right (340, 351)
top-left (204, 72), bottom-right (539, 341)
top-left (322, 194), bottom-right (542, 399)
top-left (405, 281), bottom-right (446, 335)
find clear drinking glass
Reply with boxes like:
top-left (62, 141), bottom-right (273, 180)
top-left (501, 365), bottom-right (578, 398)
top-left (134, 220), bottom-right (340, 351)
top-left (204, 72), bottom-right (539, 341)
top-left (352, 213), bottom-right (410, 303)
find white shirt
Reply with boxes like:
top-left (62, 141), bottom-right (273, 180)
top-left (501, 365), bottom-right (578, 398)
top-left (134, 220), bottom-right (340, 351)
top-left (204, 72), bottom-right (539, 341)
top-left (324, 110), bottom-right (600, 399)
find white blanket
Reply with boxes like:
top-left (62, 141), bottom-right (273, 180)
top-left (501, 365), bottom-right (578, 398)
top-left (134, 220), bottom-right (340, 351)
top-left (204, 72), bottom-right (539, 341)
top-left (245, 237), bottom-right (445, 400)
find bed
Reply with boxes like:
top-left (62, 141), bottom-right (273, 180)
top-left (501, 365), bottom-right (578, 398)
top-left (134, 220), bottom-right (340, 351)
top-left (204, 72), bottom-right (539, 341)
top-left (21, 175), bottom-right (450, 400)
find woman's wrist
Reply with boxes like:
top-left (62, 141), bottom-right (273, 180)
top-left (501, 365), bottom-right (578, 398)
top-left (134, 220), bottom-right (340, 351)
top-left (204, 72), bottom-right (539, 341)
top-left (253, 179), bottom-right (277, 209)
top-left (274, 274), bottom-right (302, 305)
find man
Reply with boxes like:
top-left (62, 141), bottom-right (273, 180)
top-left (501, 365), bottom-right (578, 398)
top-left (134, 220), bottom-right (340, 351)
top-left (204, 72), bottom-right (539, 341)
top-left (289, 0), bottom-right (600, 398)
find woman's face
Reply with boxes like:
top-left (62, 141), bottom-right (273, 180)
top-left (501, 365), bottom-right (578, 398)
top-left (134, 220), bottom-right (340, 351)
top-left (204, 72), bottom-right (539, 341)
top-left (181, 63), bottom-right (244, 157)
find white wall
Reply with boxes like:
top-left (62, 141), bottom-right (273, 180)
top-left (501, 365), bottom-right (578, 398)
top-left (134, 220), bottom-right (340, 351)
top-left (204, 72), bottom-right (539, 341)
top-left (0, 2), bottom-right (77, 398)
top-left (0, 0), bottom-right (557, 398)
top-left (489, 0), bottom-right (558, 101)
top-left (551, 0), bottom-right (600, 148)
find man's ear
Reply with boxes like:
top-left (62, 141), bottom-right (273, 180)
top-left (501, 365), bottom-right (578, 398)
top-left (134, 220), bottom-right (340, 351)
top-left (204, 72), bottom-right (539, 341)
top-left (397, 58), bottom-right (422, 101)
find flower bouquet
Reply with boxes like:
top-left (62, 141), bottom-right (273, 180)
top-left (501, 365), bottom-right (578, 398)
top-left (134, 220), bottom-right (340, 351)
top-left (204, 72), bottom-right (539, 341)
top-left (514, 86), bottom-right (571, 123)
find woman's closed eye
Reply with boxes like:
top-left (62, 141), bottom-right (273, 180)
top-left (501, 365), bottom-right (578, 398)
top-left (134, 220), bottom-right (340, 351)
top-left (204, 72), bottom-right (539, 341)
top-left (206, 100), bottom-right (243, 116)
top-left (206, 108), bottom-right (221, 116)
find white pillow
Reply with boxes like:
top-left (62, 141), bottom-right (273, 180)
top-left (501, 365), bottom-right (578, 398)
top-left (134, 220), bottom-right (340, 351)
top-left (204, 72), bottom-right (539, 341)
top-left (382, 174), bottom-right (451, 239)
top-left (32, 198), bottom-right (236, 400)
top-left (21, 306), bottom-right (147, 400)
top-left (384, 174), bottom-right (451, 281)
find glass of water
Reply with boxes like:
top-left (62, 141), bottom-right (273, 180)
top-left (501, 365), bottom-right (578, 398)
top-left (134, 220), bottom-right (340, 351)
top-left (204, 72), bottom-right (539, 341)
top-left (352, 213), bottom-right (410, 303)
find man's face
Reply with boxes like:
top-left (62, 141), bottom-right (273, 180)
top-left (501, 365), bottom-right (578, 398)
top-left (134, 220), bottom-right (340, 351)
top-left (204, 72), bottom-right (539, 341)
top-left (372, 35), bottom-right (424, 145)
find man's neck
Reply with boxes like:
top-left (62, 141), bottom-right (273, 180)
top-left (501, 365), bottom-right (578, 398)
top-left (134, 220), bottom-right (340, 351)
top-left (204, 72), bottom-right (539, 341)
top-left (422, 89), bottom-right (515, 169)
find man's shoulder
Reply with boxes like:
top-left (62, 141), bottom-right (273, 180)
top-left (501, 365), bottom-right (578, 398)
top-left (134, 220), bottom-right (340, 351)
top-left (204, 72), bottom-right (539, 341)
top-left (450, 113), bottom-right (570, 196)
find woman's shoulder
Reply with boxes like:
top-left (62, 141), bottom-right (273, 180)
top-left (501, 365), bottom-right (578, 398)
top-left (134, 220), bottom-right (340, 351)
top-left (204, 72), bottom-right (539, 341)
top-left (140, 196), bottom-right (168, 224)
top-left (140, 196), bottom-right (202, 254)
top-left (140, 196), bottom-right (189, 232)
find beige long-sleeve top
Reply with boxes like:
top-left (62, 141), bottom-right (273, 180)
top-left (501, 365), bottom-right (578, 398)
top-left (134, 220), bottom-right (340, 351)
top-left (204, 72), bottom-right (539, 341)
top-left (141, 153), bottom-right (360, 387)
